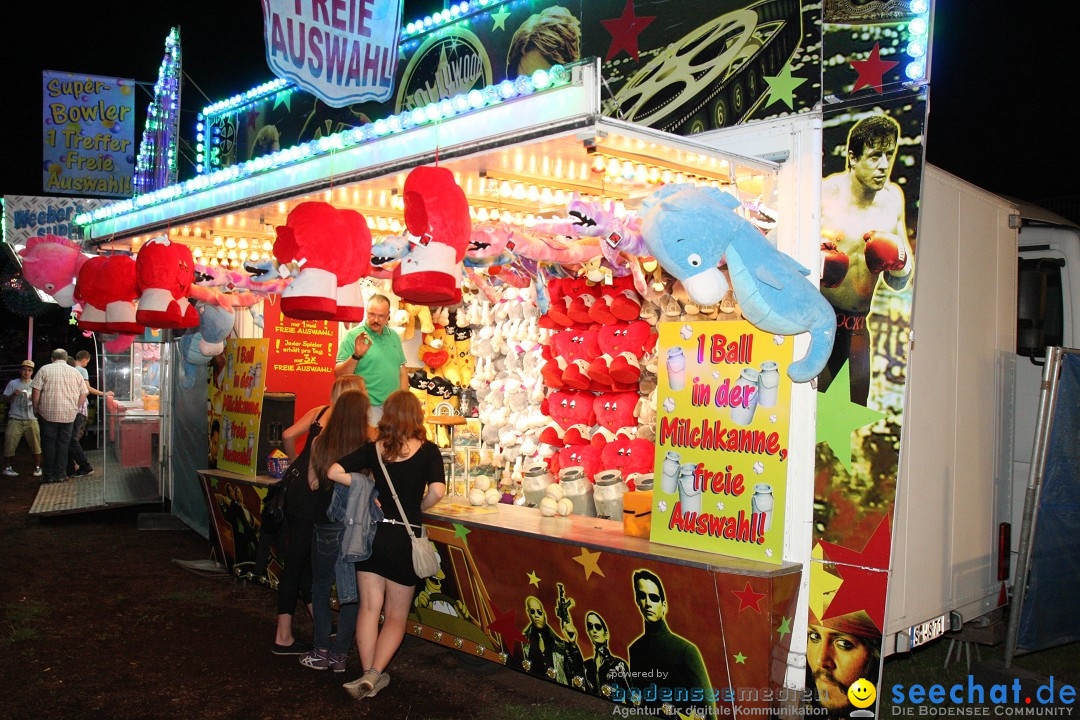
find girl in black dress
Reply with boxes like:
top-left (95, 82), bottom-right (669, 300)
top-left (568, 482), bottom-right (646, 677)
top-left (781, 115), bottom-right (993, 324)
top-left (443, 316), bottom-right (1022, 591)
top-left (328, 390), bottom-right (445, 699)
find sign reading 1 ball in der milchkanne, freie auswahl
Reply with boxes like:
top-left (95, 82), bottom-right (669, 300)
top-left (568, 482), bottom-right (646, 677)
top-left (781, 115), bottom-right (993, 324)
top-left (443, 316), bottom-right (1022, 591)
top-left (651, 320), bottom-right (794, 565)
top-left (42, 71), bottom-right (136, 198)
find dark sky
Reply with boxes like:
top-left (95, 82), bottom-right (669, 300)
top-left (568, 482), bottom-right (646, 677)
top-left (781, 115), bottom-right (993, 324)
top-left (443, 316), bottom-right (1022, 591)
top-left (1, 1), bottom-right (1070, 208)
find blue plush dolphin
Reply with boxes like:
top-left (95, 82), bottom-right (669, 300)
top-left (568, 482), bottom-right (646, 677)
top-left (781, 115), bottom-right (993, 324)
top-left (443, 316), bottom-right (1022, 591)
top-left (641, 184), bottom-right (835, 383)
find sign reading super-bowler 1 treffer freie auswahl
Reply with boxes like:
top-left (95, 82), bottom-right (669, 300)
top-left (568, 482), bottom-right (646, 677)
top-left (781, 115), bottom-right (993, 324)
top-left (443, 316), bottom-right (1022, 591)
top-left (261, 0), bottom-right (403, 107)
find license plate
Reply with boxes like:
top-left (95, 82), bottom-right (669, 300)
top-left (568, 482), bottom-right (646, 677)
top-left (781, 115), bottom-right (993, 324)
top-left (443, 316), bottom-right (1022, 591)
top-left (910, 614), bottom-right (948, 648)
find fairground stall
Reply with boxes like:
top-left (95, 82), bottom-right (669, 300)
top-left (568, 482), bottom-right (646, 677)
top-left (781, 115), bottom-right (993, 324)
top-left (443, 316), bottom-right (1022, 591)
top-left (69, 0), bottom-right (945, 717)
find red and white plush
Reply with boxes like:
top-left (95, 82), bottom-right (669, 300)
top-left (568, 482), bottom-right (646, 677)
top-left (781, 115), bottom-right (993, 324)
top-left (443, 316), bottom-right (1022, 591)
top-left (135, 236), bottom-right (199, 329)
top-left (600, 436), bottom-right (654, 480)
top-left (593, 391), bottom-right (640, 441)
top-left (588, 320), bottom-right (656, 387)
top-left (76, 254), bottom-right (142, 334)
top-left (274, 202), bottom-right (368, 321)
top-left (538, 389), bottom-right (595, 447)
top-left (394, 165), bottom-right (471, 306)
top-left (18, 235), bottom-right (89, 307)
top-left (551, 441), bottom-right (605, 481)
top-left (588, 275), bottom-right (643, 325)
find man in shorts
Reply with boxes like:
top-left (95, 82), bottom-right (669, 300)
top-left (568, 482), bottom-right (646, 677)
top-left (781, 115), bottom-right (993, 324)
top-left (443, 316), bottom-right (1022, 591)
top-left (3, 360), bottom-right (43, 478)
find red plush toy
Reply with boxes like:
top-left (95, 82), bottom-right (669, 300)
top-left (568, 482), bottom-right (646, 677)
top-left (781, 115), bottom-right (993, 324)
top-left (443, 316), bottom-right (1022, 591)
top-left (588, 276), bottom-right (642, 325)
top-left (394, 165), bottom-right (471, 306)
top-left (552, 441), bottom-right (605, 482)
top-left (135, 236), bottom-right (199, 329)
top-left (593, 391), bottom-right (640, 439)
top-left (600, 436), bottom-right (654, 480)
top-left (538, 389), bottom-right (596, 447)
top-left (588, 320), bottom-right (656, 386)
top-left (546, 327), bottom-right (602, 390)
top-left (76, 254), bottom-right (142, 335)
top-left (275, 202), bottom-right (370, 321)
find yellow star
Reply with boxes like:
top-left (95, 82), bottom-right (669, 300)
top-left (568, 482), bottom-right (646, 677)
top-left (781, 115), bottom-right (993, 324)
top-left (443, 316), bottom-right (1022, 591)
top-left (490, 5), bottom-right (511, 31)
top-left (572, 548), bottom-right (605, 580)
top-left (809, 543), bottom-right (844, 621)
top-left (527, 571), bottom-right (541, 587)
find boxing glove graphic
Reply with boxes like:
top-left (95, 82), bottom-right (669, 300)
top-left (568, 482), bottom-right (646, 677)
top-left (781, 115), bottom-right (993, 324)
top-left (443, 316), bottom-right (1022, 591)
top-left (863, 231), bottom-right (907, 273)
top-left (820, 240), bottom-right (850, 288)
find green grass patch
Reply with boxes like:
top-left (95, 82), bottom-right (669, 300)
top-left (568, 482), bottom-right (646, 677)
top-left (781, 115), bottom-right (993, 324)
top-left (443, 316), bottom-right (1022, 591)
top-left (4, 600), bottom-right (50, 644)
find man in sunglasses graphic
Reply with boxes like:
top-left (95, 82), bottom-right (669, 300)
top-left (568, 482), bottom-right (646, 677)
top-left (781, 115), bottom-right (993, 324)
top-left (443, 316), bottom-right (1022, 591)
top-left (628, 569), bottom-right (714, 716)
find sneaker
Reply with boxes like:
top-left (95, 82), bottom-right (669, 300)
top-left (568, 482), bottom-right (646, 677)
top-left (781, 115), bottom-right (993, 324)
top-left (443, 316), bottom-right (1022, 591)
top-left (33, 467), bottom-right (43, 477)
top-left (366, 671), bottom-right (390, 697)
top-left (343, 669), bottom-right (381, 700)
top-left (2, 467), bottom-right (17, 477)
top-left (272, 640), bottom-right (311, 656)
top-left (299, 648), bottom-right (329, 670)
top-left (74, 467), bottom-right (94, 477)
top-left (328, 651), bottom-right (347, 673)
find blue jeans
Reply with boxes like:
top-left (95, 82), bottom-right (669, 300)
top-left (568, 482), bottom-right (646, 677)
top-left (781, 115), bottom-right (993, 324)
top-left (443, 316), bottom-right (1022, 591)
top-left (39, 419), bottom-right (74, 483)
top-left (312, 522), bottom-right (358, 655)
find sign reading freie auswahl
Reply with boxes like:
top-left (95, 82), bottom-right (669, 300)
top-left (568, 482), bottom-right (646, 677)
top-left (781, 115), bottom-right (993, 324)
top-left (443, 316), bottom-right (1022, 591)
top-left (261, 0), bottom-right (402, 107)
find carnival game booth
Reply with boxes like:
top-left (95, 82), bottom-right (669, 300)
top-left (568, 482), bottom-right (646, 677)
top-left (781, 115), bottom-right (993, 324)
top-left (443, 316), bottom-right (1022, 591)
top-left (75, 61), bottom-right (822, 715)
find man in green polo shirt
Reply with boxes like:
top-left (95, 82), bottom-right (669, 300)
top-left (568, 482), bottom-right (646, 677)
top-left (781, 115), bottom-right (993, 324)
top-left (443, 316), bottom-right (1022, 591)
top-left (334, 294), bottom-right (408, 424)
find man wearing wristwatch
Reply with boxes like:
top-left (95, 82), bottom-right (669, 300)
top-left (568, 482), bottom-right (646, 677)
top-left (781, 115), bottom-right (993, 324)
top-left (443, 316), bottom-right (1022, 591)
top-left (334, 294), bottom-right (408, 426)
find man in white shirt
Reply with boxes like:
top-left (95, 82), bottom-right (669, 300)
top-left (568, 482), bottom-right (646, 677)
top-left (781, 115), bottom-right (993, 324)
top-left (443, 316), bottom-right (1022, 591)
top-left (31, 349), bottom-right (87, 484)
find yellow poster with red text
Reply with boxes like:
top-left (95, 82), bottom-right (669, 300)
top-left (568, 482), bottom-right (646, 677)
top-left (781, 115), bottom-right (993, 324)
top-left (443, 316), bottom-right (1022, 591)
top-left (651, 320), bottom-right (793, 564)
top-left (217, 338), bottom-right (269, 476)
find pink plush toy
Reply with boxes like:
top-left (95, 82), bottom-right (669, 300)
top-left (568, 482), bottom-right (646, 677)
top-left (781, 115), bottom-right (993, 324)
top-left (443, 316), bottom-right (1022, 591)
top-left (76, 254), bottom-right (142, 334)
top-left (395, 165), bottom-right (471, 306)
top-left (274, 202), bottom-right (367, 320)
top-left (588, 320), bottom-right (656, 386)
top-left (135, 236), bottom-right (199, 329)
top-left (18, 235), bottom-right (88, 307)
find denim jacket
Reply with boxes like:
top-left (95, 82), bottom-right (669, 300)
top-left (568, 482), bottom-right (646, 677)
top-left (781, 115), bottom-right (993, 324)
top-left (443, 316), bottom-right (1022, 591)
top-left (328, 472), bottom-right (382, 565)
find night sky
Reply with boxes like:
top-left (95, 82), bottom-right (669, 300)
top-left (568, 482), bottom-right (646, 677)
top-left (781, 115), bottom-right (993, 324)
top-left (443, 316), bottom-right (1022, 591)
top-left (0, 0), bottom-right (1070, 209)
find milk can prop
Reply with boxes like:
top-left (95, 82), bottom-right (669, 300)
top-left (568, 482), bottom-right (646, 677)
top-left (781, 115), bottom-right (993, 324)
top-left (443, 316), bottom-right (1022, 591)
top-left (730, 367), bottom-right (760, 426)
top-left (522, 463), bottom-right (553, 507)
top-left (751, 483), bottom-right (774, 531)
top-left (593, 470), bottom-right (628, 519)
top-left (666, 347), bottom-right (686, 391)
top-left (661, 450), bottom-right (682, 494)
top-left (676, 462), bottom-right (701, 514)
top-left (559, 466), bottom-right (596, 517)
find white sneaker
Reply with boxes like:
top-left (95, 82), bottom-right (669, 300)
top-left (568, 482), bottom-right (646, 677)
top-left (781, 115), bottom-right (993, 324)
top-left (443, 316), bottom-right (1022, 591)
top-left (2, 466), bottom-right (17, 477)
top-left (33, 466), bottom-right (43, 477)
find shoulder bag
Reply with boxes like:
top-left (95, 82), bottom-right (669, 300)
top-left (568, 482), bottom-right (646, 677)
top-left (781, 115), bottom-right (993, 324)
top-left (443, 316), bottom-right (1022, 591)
top-left (375, 443), bottom-right (441, 578)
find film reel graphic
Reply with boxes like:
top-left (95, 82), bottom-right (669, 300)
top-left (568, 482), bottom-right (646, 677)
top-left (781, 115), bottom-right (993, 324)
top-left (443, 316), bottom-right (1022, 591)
top-left (606, 0), bottom-right (805, 133)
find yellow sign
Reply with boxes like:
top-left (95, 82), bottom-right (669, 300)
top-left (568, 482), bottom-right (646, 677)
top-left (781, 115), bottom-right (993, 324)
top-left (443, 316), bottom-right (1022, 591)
top-left (217, 339), bottom-right (269, 476)
top-left (650, 320), bottom-right (793, 564)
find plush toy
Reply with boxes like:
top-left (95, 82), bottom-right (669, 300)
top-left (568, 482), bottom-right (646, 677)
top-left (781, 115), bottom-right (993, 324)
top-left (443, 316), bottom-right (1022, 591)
top-left (587, 275), bottom-right (642, 325)
top-left (418, 325), bottom-right (453, 372)
top-left (587, 320), bottom-right (655, 387)
top-left (600, 436), bottom-right (654, 479)
top-left (593, 391), bottom-right (640, 439)
top-left (178, 303), bottom-right (235, 388)
top-left (392, 302), bottom-right (435, 341)
top-left (552, 442), bottom-right (604, 481)
top-left (395, 165), bottom-right (471, 306)
top-left (75, 254), bottom-right (142, 334)
top-left (18, 235), bottom-right (89, 307)
top-left (135, 235), bottom-right (199, 329)
top-left (545, 327), bottom-right (602, 391)
top-left (538, 389), bottom-right (595, 447)
top-left (274, 202), bottom-right (370, 320)
top-left (641, 184), bottom-right (836, 382)
top-left (449, 320), bottom-right (474, 388)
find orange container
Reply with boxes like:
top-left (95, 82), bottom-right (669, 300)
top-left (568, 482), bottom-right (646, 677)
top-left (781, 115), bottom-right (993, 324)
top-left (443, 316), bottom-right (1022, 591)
top-left (622, 490), bottom-right (652, 539)
top-left (142, 394), bottom-right (160, 412)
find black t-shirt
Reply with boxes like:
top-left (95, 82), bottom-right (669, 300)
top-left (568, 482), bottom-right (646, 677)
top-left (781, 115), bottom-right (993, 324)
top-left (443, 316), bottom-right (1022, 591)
top-left (337, 440), bottom-right (445, 526)
top-left (285, 407), bottom-right (332, 523)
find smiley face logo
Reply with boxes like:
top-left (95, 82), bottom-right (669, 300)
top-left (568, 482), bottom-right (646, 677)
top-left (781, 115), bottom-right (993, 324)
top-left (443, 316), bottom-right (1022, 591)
top-left (848, 678), bottom-right (876, 708)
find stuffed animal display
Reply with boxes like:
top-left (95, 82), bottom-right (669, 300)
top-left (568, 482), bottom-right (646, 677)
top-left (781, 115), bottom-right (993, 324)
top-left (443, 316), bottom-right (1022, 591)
top-left (18, 235), bottom-right (89, 307)
top-left (135, 235), bottom-right (199, 329)
top-left (75, 254), bottom-right (142, 335)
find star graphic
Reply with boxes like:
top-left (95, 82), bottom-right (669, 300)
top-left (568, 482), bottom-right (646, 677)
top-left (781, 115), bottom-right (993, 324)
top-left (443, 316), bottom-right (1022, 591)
top-left (816, 362), bottom-right (885, 471)
top-left (808, 543), bottom-right (843, 622)
top-left (600, 0), bottom-right (656, 62)
top-left (764, 65), bottom-right (807, 109)
top-left (486, 600), bottom-right (526, 650)
top-left (68, 313), bottom-right (78, 325)
top-left (244, 109), bottom-right (261, 130)
top-left (527, 571), bottom-right (541, 587)
top-left (490, 5), bottom-right (511, 31)
top-left (452, 523), bottom-right (471, 542)
top-left (818, 514), bottom-right (892, 630)
top-left (732, 581), bottom-right (767, 613)
top-left (572, 548), bottom-right (606, 580)
top-left (850, 42), bottom-right (899, 94)
top-left (272, 91), bottom-right (291, 112)
top-left (734, 651), bottom-right (747, 664)
top-left (777, 616), bottom-right (792, 638)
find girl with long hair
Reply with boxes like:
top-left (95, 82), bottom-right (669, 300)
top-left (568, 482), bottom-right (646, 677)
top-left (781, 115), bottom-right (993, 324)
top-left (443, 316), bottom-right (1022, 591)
top-left (298, 387), bottom-right (370, 672)
top-left (328, 390), bottom-right (446, 699)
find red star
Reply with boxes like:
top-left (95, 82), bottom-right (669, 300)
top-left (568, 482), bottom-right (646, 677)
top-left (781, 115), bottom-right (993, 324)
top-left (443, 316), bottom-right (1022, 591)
top-left (818, 514), bottom-right (892, 631)
top-left (485, 601), bottom-right (525, 650)
top-left (600, 0), bottom-right (656, 62)
top-left (244, 109), bottom-right (261, 130)
top-left (850, 42), bottom-right (899, 93)
top-left (732, 581), bottom-right (767, 614)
